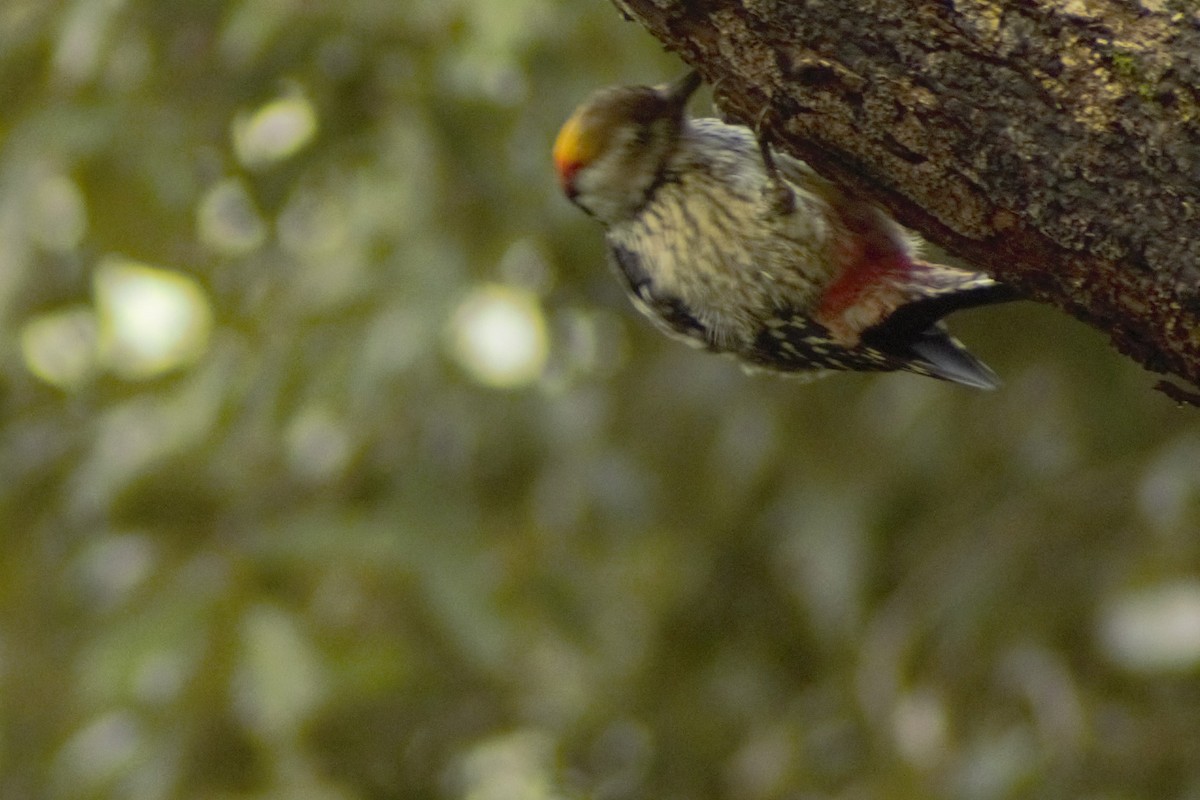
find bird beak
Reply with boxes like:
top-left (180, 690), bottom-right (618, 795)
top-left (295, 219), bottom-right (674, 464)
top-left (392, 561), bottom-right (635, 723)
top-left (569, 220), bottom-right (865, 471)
top-left (662, 70), bottom-right (702, 108)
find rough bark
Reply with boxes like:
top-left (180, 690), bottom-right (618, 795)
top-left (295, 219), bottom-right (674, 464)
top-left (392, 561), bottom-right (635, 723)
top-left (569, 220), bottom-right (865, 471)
top-left (611, 0), bottom-right (1200, 399)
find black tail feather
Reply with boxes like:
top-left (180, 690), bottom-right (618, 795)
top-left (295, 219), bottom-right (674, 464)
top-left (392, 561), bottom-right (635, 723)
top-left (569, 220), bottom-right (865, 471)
top-left (901, 326), bottom-right (1002, 390)
top-left (861, 280), bottom-right (1019, 390)
top-left (873, 281), bottom-right (1022, 344)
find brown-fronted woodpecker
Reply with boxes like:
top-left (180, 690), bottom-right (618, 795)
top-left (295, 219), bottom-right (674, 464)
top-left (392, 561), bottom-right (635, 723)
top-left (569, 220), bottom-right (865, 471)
top-left (553, 71), bottom-right (1017, 389)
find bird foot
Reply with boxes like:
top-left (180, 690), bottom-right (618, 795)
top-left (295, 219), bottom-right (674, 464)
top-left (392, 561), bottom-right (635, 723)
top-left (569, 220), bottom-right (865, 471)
top-left (754, 106), bottom-right (795, 217)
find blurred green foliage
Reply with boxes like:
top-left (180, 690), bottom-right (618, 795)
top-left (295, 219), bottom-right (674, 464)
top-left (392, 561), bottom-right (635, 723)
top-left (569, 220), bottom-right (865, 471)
top-left (2, 2), bottom-right (1200, 799)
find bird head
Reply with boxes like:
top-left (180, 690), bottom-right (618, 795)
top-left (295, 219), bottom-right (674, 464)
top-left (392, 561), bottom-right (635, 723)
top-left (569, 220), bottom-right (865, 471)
top-left (553, 71), bottom-right (702, 224)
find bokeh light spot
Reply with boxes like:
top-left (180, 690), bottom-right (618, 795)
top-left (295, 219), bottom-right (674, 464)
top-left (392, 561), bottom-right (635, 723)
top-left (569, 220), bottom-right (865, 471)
top-left (197, 177), bottom-right (267, 255)
top-left (449, 284), bottom-right (549, 389)
top-left (20, 306), bottom-right (100, 390)
top-left (454, 729), bottom-right (558, 800)
top-left (233, 93), bottom-right (318, 168)
top-left (1100, 580), bottom-right (1200, 672)
top-left (234, 605), bottom-right (327, 740)
top-left (51, 711), bottom-right (142, 795)
top-left (75, 533), bottom-right (158, 613)
top-left (285, 405), bottom-right (354, 483)
top-left (94, 257), bottom-right (213, 379)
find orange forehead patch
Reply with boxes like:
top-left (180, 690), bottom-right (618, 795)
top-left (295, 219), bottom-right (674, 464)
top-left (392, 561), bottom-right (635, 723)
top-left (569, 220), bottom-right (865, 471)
top-left (553, 110), bottom-right (597, 178)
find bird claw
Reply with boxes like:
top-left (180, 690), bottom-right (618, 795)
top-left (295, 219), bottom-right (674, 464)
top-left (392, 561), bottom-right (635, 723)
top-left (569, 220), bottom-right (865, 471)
top-left (754, 106), bottom-right (795, 217)
top-left (708, 75), bottom-right (738, 123)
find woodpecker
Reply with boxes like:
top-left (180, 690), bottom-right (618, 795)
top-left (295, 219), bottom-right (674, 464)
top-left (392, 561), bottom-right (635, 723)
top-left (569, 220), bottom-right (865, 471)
top-left (553, 71), bottom-right (1017, 389)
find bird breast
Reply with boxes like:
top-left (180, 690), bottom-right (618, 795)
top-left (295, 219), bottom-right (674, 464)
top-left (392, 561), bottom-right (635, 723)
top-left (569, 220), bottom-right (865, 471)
top-left (606, 136), bottom-right (834, 350)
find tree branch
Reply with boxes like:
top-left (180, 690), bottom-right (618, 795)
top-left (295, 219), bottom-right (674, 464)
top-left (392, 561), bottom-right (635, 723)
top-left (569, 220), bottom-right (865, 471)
top-left (611, 0), bottom-right (1200, 394)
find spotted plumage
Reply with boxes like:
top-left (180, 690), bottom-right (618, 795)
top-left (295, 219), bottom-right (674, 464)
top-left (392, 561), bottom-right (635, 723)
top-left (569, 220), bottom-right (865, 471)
top-left (554, 71), bottom-right (1016, 389)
